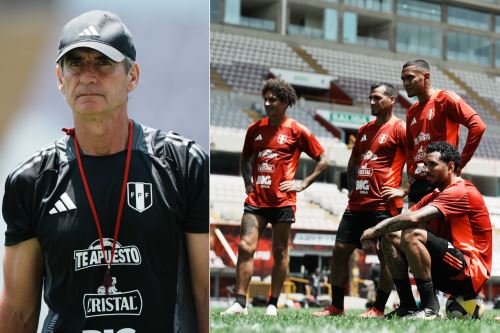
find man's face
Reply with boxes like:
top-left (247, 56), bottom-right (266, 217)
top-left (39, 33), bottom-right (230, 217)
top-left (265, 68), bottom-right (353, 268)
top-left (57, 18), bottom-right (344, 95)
top-left (263, 90), bottom-right (287, 119)
top-left (56, 48), bottom-right (139, 117)
top-left (425, 151), bottom-right (453, 186)
top-left (369, 86), bottom-right (394, 117)
top-left (401, 65), bottom-right (427, 98)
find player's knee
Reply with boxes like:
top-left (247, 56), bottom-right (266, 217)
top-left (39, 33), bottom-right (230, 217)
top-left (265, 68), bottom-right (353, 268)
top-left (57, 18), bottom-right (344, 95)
top-left (272, 244), bottom-right (288, 263)
top-left (332, 243), bottom-right (353, 263)
top-left (238, 239), bottom-right (256, 258)
top-left (401, 228), bottom-right (425, 248)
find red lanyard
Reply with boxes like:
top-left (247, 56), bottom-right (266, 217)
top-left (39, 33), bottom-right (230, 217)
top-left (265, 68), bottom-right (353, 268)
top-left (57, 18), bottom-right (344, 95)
top-left (64, 120), bottom-right (133, 294)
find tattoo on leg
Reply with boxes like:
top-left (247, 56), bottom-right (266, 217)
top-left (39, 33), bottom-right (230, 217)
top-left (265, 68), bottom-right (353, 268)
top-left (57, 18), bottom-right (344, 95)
top-left (241, 218), bottom-right (255, 237)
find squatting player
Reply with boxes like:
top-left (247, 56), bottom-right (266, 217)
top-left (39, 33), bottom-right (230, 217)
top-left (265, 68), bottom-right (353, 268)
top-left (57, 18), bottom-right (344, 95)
top-left (222, 78), bottom-right (329, 316)
top-left (313, 82), bottom-right (407, 318)
top-left (0, 11), bottom-right (208, 332)
top-left (361, 142), bottom-right (492, 319)
top-left (402, 59), bottom-right (485, 205)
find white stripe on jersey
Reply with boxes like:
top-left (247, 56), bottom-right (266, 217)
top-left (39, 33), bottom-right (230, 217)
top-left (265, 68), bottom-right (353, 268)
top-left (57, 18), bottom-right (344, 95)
top-left (140, 124), bottom-right (156, 155)
top-left (11, 145), bottom-right (57, 180)
top-left (165, 133), bottom-right (204, 165)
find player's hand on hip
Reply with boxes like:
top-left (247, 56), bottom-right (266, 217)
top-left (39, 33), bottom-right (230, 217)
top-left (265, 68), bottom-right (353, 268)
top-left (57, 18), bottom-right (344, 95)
top-left (245, 183), bottom-right (255, 195)
top-left (279, 180), bottom-right (305, 193)
top-left (381, 186), bottom-right (405, 201)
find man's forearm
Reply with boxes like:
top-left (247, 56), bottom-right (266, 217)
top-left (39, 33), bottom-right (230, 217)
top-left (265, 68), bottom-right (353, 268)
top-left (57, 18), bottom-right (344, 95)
top-left (347, 158), bottom-right (358, 193)
top-left (303, 154), bottom-right (329, 188)
top-left (371, 212), bottom-right (416, 237)
top-left (240, 156), bottom-right (253, 186)
top-left (0, 301), bottom-right (39, 333)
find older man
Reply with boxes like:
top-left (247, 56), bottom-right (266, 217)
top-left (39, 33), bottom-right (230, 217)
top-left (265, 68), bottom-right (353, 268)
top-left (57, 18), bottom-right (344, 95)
top-left (0, 10), bottom-right (208, 333)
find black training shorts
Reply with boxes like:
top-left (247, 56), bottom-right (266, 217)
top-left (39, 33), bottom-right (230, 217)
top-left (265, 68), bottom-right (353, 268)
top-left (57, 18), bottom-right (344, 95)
top-left (336, 209), bottom-right (401, 248)
top-left (426, 231), bottom-right (475, 296)
top-left (408, 179), bottom-right (435, 204)
top-left (243, 203), bottom-right (295, 223)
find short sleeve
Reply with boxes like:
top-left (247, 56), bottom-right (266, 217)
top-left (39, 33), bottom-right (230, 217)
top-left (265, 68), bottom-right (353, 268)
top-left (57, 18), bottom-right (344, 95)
top-left (183, 142), bottom-right (209, 233)
top-left (440, 91), bottom-right (477, 125)
top-left (3, 172), bottom-right (36, 245)
top-left (241, 123), bottom-right (257, 158)
top-left (410, 190), bottom-right (439, 212)
top-left (351, 126), bottom-right (365, 159)
top-left (428, 184), bottom-right (469, 219)
top-left (395, 120), bottom-right (407, 151)
top-left (297, 124), bottom-right (324, 159)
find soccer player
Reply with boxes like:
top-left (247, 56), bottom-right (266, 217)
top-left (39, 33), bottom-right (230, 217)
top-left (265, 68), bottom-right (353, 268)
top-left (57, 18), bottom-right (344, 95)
top-left (0, 11), bottom-right (208, 332)
top-left (361, 142), bottom-right (492, 319)
top-left (402, 59), bottom-right (485, 205)
top-left (221, 78), bottom-right (329, 316)
top-left (312, 82), bottom-right (407, 318)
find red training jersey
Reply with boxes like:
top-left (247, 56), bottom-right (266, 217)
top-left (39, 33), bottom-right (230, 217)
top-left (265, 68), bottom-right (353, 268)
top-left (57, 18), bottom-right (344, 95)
top-left (348, 117), bottom-right (406, 215)
top-left (242, 117), bottom-right (325, 208)
top-left (406, 90), bottom-right (485, 179)
top-left (411, 178), bottom-right (492, 293)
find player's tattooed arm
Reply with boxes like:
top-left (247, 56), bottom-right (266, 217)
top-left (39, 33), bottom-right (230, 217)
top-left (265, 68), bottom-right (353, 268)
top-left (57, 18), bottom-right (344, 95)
top-left (240, 155), bottom-right (254, 194)
top-left (347, 154), bottom-right (360, 197)
top-left (360, 205), bottom-right (443, 241)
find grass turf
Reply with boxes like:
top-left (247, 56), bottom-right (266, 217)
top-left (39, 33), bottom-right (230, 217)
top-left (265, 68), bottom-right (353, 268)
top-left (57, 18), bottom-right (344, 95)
top-left (211, 308), bottom-right (500, 333)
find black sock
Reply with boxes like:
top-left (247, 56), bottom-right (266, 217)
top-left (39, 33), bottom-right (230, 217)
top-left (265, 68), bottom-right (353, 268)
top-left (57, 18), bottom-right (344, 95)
top-left (393, 278), bottom-right (417, 310)
top-left (331, 286), bottom-right (345, 310)
top-left (415, 278), bottom-right (439, 311)
top-left (373, 289), bottom-right (390, 312)
top-left (267, 297), bottom-right (278, 307)
top-left (235, 294), bottom-right (247, 308)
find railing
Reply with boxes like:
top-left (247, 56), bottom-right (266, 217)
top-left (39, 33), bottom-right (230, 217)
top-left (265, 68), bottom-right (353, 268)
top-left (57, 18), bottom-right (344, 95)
top-left (354, 36), bottom-right (389, 49)
top-left (239, 16), bottom-right (276, 32)
top-left (288, 24), bottom-right (324, 39)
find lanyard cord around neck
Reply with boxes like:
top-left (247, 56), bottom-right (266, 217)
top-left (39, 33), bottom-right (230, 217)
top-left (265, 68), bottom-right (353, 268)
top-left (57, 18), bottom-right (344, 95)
top-left (64, 120), bottom-right (133, 275)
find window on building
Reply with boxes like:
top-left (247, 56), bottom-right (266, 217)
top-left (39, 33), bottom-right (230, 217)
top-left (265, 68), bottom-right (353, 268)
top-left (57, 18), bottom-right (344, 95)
top-left (344, 0), bottom-right (391, 14)
top-left (496, 40), bottom-right (500, 68)
top-left (448, 31), bottom-right (491, 65)
top-left (324, 8), bottom-right (338, 41)
top-left (397, 0), bottom-right (441, 22)
top-left (448, 6), bottom-right (490, 31)
top-left (396, 22), bottom-right (442, 58)
top-left (496, 15), bottom-right (500, 33)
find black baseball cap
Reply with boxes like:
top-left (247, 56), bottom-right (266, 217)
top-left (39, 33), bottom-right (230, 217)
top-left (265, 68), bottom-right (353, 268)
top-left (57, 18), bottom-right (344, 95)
top-left (56, 10), bottom-right (136, 63)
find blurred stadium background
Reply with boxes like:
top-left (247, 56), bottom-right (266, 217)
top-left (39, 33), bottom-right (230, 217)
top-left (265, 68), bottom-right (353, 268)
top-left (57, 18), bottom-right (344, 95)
top-left (0, 0), bottom-right (208, 331)
top-left (209, 0), bottom-right (500, 312)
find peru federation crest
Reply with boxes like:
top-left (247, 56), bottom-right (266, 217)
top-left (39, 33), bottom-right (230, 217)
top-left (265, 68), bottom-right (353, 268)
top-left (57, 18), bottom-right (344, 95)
top-left (127, 182), bottom-right (152, 213)
top-left (378, 133), bottom-right (388, 144)
top-left (277, 134), bottom-right (288, 144)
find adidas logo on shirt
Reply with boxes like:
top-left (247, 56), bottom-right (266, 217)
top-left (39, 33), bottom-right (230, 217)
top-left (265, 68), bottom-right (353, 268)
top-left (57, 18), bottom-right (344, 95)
top-left (79, 25), bottom-right (100, 37)
top-left (411, 118), bottom-right (417, 125)
top-left (360, 135), bottom-right (367, 142)
top-left (255, 134), bottom-right (263, 141)
top-left (49, 193), bottom-right (77, 215)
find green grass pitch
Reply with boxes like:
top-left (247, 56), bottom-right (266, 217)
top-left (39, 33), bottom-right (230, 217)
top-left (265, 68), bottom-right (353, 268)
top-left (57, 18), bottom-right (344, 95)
top-left (211, 308), bottom-right (500, 333)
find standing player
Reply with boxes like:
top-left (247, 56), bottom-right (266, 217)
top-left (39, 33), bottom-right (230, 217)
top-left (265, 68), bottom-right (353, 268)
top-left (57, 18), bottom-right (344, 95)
top-left (361, 142), bottom-right (492, 319)
top-left (0, 11), bottom-right (208, 332)
top-left (402, 59), bottom-right (485, 205)
top-left (313, 82), bottom-right (406, 318)
top-left (221, 78), bottom-right (329, 316)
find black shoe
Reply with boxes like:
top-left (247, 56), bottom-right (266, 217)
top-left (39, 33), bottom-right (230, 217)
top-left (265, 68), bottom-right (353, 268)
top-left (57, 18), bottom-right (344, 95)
top-left (404, 308), bottom-right (441, 320)
top-left (383, 307), bottom-right (415, 319)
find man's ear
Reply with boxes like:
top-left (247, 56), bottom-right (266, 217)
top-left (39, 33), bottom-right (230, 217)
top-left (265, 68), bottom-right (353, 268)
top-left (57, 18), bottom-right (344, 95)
top-left (56, 64), bottom-right (65, 94)
top-left (127, 63), bottom-right (140, 92)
